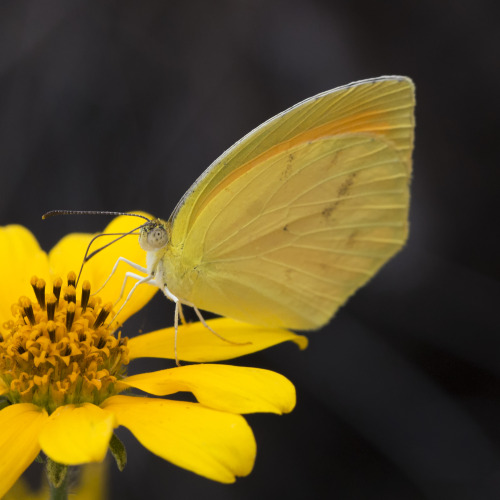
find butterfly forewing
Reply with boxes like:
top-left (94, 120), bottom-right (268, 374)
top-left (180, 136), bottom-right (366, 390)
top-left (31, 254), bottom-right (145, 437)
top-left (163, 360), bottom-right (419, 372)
top-left (169, 76), bottom-right (414, 249)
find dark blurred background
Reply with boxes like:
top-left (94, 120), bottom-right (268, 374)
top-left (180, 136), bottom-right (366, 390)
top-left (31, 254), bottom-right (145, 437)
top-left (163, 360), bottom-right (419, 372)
top-left (1, 1), bottom-right (499, 499)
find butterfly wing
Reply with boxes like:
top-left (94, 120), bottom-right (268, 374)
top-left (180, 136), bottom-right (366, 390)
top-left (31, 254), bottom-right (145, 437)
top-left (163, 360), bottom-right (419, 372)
top-left (163, 77), bottom-right (415, 330)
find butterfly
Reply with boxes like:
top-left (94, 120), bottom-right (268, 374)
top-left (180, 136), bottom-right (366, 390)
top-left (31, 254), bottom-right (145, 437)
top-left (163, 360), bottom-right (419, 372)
top-left (135, 76), bottom-right (415, 333)
top-left (47, 76), bottom-right (415, 347)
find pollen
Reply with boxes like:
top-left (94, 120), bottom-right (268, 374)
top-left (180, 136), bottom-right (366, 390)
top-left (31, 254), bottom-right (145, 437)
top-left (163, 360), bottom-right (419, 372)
top-left (0, 273), bottom-right (129, 413)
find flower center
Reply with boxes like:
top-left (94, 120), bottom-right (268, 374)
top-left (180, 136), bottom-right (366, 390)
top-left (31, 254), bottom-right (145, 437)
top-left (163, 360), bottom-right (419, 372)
top-left (0, 272), bottom-right (129, 413)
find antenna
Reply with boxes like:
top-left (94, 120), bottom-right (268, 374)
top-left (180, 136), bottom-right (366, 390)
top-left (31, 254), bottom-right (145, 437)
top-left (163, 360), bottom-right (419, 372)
top-left (42, 210), bottom-right (151, 286)
top-left (42, 210), bottom-right (151, 222)
top-left (75, 227), bottom-right (144, 286)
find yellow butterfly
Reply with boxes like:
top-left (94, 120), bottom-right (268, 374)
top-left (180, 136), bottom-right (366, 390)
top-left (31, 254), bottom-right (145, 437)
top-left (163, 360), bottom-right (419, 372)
top-left (134, 76), bottom-right (415, 334)
top-left (49, 76), bottom-right (414, 348)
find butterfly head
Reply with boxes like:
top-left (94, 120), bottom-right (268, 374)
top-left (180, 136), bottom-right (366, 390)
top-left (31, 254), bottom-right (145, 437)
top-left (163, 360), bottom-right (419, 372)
top-left (139, 218), bottom-right (170, 251)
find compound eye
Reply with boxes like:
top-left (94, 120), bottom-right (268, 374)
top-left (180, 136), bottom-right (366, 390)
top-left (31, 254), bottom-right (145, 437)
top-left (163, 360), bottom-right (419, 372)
top-left (139, 222), bottom-right (169, 251)
top-left (147, 226), bottom-right (168, 249)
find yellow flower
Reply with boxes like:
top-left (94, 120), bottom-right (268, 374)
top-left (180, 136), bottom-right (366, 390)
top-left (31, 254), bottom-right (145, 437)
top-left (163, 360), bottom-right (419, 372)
top-left (0, 216), bottom-right (306, 498)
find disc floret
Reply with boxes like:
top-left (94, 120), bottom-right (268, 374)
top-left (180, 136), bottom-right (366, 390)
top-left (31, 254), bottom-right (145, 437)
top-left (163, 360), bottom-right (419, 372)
top-left (0, 273), bottom-right (129, 414)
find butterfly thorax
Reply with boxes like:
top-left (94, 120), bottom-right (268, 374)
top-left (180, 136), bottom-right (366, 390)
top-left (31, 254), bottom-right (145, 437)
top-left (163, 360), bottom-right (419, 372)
top-left (142, 224), bottom-right (197, 304)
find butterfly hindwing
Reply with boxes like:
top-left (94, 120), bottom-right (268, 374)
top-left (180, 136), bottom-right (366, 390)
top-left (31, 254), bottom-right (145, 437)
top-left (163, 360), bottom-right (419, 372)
top-left (166, 132), bottom-right (411, 329)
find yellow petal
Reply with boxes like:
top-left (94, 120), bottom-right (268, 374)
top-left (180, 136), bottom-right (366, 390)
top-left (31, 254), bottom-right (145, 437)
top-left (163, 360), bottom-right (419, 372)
top-left (102, 395), bottom-right (256, 483)
top-left (0, 403), bottom-right (49, 499)
top-left (128, 317), bottom-right (308, 362)
top-left (122, 364), bottom-right (296, 414)
top-left (38, 403), bottom-right (116, 465)
top-left (0, 225), bottom-right (50, 324)
top-left (48, 214), bottom-right (157, 324)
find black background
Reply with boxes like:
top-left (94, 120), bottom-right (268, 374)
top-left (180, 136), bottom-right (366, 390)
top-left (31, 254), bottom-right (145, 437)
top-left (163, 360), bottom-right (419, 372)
top-left (1, 1), bottom-right (500, 499)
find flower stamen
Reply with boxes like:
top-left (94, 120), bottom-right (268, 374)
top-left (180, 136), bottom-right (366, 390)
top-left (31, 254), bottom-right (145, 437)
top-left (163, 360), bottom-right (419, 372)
top-left (53, 277), bottom-right (62, 304)
top-left (65, 285), bottom-right (76, 304)
top-left (47, 320), bottom-right (57, 343)
top-left (47, 294), bottom-right (57, 321)
top-left (66, 303), bottom-right (76, 331)
top-left (81, 280), bottom-right (91, 312)
top-left (20, 297), bottom-right (36, 325)
top-left (67, 271), bottom-right (76, 288)
top-left (31, 276), bottom-right (46, 310)
top-left (93, 303), bottom-right (113, 329)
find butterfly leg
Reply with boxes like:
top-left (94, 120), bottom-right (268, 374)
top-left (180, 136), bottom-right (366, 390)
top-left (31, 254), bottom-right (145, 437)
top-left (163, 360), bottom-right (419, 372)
top-left (178, 302), bottom-right (187, 325)
top-left (161, 286), bottom-right (183, 366)
top-left (107, 273), bottom-right (155, 325)
top-left (174, 300), bottom-right (181, 366)
top-left (192, 305), bottom-right (251, 346)
top-left (92, 257), bottom-right (149, 295)
top-left (114, 271), bottom-right (157, 306)
top-left (161, 287), bottom-right (251, 364)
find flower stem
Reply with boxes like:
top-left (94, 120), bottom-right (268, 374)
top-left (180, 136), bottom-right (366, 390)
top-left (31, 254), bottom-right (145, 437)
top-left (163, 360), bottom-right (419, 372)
top-left (46, 459), bottom-right (69, 500)
top-left (49, 471), bottom-right (69, 500)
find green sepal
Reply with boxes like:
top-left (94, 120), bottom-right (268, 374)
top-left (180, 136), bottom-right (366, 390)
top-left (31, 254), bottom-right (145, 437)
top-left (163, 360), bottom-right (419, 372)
top-left (109, 433), bottom-right (127, 471)
top-left (46, 458), bottom-right (68, 488)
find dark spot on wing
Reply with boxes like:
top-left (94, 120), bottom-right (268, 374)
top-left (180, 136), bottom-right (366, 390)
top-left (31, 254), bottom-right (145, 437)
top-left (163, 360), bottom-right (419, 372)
top-left (322, 172), bottom-right (358, 219)
top-left (322, 206), bottom-right (334, 218)
top-left (280, 153), bottom-right (295, 181)
top-left (328, 150), bottom-right (341, 170)
top-left (338, 172), bottom-right (357, 197)
top-left (319, 261), bottom-right (328, 272)
top-left (283, 225), bottom-right (289, 231)
top-left (346, 230), bottom-right (359, 247)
